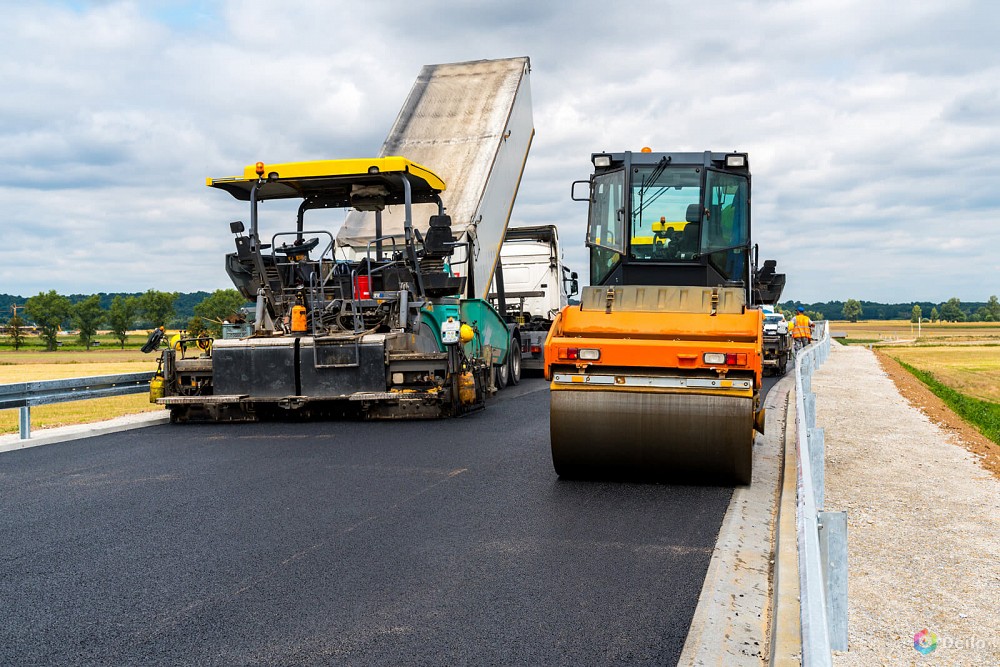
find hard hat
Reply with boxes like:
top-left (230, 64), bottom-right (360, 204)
top-left (797, 306), bottom-right (805, 312)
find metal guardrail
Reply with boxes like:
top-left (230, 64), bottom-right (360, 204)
top-left (794, 321), bottom-right (848, 665)
top-left (0, 372), bottom-right (155, 440)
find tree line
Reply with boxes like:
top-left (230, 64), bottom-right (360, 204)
top-left (780, 297), bottom-right (1000, 323)
top-left (2, 289), bottom-right (249, 351)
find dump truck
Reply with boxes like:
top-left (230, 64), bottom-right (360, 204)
top-left (544, 150), bottom-right (785, 484)
top-left (762, 306), bottom-right (791, 376)
top-left (155, 57), bottom-right (533, 421)
top-left (490, 225), bottom-right (578, 375)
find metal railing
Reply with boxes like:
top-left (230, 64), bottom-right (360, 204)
top-left (0, 372), bottom-right (155, 440)
top-left (794, 321), bottom-right (848, 665)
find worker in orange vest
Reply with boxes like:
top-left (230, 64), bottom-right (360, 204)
top-left (792, 306), bottom-right (814, 351)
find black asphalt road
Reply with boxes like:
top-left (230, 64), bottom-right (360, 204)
top-left (0, 378), bottom-right (764, 666)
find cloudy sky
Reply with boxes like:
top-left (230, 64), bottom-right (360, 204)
top-left (2, 0), bottom-right (998, 303)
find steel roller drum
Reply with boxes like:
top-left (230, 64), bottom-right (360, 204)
top-left (550, 389), bottom-right (754, 484)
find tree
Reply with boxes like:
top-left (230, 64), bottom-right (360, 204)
top-left (842, 299), bottom-right (863, 322)
top-left (7, 314), bottom-right (26, 350)
top-left (939, 297), bottom-right (965, 322)
top-left (186, 315), bottom-right (208, 338)
top-left (193, 289), bottom-right (248, 337)
top-left (24, 290), bottom-right (71, 351)
top-left (930, 306), bottom-right (939, 322)
top-left (107, 295), bottom-right (138, 349)
top-left (138, 290), bottom-right (178, 329)
top-left (985, 295), bottom-right (1000, 321)
top-left (911, 304), bottom-right (922, 323)
top-left (72, 295), bottom-right (105, 350)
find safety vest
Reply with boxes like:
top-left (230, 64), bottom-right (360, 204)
top-left (792, 314), bottom-right (812, 339)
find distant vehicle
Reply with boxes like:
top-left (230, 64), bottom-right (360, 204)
top-left (490, 225), bottom-right (578, 376)
top-left (762, 308), bottom-right (791, 376)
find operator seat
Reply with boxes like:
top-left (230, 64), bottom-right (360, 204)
top-left (677, 204), bottom-right (702, 256)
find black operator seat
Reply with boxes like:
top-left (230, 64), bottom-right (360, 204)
top-left (678, 204), bottom-right (702, 256)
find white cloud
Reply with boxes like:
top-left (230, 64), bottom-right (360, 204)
top-left (1, 0), bottom-right (999, 303)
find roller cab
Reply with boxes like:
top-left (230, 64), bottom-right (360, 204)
top-left (547, 150), bottom-right (782, 484)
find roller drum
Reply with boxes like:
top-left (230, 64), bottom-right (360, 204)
top-left (550, 389), bottom-right (753, 484)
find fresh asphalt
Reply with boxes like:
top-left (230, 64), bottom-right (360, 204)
top-left (0, 374), bottom-right (782, 666)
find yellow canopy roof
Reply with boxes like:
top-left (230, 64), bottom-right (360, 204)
top-left (206, 156), bottom-right (446, 204)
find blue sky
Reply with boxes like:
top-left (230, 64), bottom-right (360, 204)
top-left (2, 0), bottom-right (999, 303)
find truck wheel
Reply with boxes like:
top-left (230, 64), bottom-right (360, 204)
top-left (508, 338), bottom-right (521, 385)
top-left (779, 353), bottom-right (788, 375)
top-left (495, 360), bottom-right (508, 390)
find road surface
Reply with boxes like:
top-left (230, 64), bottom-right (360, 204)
top-left (0, 375), bottom-right (781, 665)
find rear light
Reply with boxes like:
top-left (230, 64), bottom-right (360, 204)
top-left (530, 345), bottom-right (541, 354)
top-left (703, 352), bottom-right (748, 366)
top-left (557, 347), bottom-right (600, 361)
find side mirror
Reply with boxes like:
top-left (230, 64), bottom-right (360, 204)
top-left (571, 180), bottom-right (592, 202)
top-left (570, 272), bottom-right (580, 296)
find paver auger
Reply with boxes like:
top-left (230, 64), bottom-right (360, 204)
top-left (544, 150), bottom-right (785, 484)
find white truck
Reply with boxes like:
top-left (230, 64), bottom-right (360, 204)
top-left (762, 306), bottom-right (791, 376)
top-left (490, 225), bottom-right (578, 373)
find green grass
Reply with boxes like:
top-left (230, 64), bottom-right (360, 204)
top-left (0, 334), bottom-right (133, 352)
top-left (896, 359), bottom-right (1000, 446)
top-left (838, 337), bottom-right (881, 345)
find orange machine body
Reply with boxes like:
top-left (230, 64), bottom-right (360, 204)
top-left (545, 306), bottom-right (763, 386)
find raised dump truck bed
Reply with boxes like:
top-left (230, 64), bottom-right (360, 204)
top-left (336, 57), bottom-right (534, 300)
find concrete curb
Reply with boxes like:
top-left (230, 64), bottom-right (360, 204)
top-left (678, 373), bottom-right (795, 666)
top-left (771, 384), bottom-right (803, 665)
top-left (0, 411), bottom-right (171, 454)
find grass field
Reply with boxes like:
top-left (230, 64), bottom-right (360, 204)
top-left (0, 346), bottom-right (163, 436)
top-left (880, 345), bottom-right (1000, 404)
top-left (830, 319), bottom-right (1000, 346)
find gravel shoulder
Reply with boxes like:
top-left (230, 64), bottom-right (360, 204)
top-left (812, 344), bottom-right (1000, 666)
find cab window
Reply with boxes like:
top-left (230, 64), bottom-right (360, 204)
top-left (628, 166), bottom-right (702, 261)
top-left (702, 170), bottom-right (749, 282)
top-left (587, 170), bottom-right (625, 284)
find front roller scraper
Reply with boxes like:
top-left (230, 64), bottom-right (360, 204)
top-left (550, 389), bottom-right (754, 484)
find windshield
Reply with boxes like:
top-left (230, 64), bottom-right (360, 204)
top-left (628, 166), bottom-right (702, 261)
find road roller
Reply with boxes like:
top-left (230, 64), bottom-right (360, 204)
top-left (544, 150), bottom-right (785, 484)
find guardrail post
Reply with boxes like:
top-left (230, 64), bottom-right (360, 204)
top-left (809, 427), bottom-right (825, 508)
top-left (19, 406), bottom-right (31, 440)
top-left (818, 511), bottom-right (849, 651)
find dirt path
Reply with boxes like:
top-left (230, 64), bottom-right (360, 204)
top-left (812, 344), bottom-right (1000, 666)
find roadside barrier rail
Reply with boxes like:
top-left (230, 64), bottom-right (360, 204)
top-left (794, 321), bottom-right (848, 665)
top-left (0, 372), bottom-right (155, 440)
